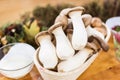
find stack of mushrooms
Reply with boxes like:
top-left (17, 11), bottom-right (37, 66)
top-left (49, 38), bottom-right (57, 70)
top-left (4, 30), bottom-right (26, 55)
top-left (35, 6), bottom-right (109, 72)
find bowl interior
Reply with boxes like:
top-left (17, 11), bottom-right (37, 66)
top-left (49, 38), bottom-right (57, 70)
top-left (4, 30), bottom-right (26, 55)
top-left (0, 43), bottom-right (15, 60)
top-left (0, 43), bottom-right (34, 71)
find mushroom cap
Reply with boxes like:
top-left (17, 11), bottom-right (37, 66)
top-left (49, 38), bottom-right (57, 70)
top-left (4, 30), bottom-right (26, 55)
top-left (60, 6), bottom-right (85, 18)
top-left (91, 17), bottom-right (102, 27)
top-left (35, 31), bottom-right (51, 46)
top-left (54, 15), bottom-right (68, 30)
top-left (88, 35), bottom-right (109, 52)
top-left (81, 14), bottom-right (92, 27)
top-left (48, 22), bottom-right (64, 34)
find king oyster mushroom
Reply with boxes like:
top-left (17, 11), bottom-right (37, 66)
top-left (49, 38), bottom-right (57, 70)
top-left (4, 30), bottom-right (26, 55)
top-left (65, 28), bottom-right (109, 52)
top-left (81, 14), bottom-right (109, 51)
top-left (82, 14), bottom-right (105, 40)
top-left (60, 6), bottom-right (88, 50)
top-left (91, 17), bottom-right (107, 36)
top-left (65, 14), bottom-right (92, 30)
top-left (48, 15), bottom-right (75, 60)
top-left (65, 13), bottom-right (106, 52)
top-left (57, 48), bottom-right (94, 72)
top-left (65, 28), bottom-right (99, 52)
top-left (65, 14), bottom-right (92, 41)
top-left (91, 17), bottom-right (111, 42)
top-left (91, 17), bottom-right (102, 28)
top-left (35, 31), bottom-right (58, 69)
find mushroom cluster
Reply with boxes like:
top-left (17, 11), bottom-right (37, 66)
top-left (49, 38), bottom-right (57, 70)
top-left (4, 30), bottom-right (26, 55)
top-left (35, 6), bottom-right (109, 72)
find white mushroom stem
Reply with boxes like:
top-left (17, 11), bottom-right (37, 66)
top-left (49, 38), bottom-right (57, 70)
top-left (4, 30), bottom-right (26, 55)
top-left (94, 27), bottom-right (107, 36)
top-left (57, 48), bottom-right (93, 72)
top-left (52, 26), bottom-right (75, 60)
top-left (86, 25), bottom-right (105, 40)
top-left (38, 35), bottom-right (58, 69)
top-left (69, 11), bottom-right (88, 50)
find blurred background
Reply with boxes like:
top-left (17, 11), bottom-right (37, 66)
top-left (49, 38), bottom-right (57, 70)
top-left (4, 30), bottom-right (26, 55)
top-left (0, 0), bottom-right (120, 48)
top-left (0, 0), bottom-right (103, 25)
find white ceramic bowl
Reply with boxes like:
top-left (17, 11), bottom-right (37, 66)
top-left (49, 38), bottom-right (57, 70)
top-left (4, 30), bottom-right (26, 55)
top-left (34, 23), bottom-right (111, 80)
top-left (0, 43), bottom-right (35, 79)
top-left (106, 16), bottom-right (120, 30)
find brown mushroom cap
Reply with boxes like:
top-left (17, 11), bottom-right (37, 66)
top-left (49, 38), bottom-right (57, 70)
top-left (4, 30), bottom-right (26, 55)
top-left (88, 35), bottom-right (109, 52)
top-left (35, 31), bottom-right (51, 46)
top-left (48, 22), bottom-right (64, 34)
top-left (60, 6), bottom-right (85, 18)
top-left (91, 17), bottom-right (102, 27)
top-left (81, 14), bottom-right (92, 27)
top-left (54, 15), bottom-right (68, 30)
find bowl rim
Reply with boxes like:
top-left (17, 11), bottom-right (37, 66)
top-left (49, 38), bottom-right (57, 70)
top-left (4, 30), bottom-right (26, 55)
top-left (0, 43), bottom-right (34, 71)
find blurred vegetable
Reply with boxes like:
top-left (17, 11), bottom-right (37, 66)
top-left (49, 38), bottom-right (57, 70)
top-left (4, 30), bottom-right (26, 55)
top-left (112, 25), bottom-right (120, 32)
top-left (0, 23), bottom-right (25, 45)
top-left (83, 0), bottom-right (120, 22)
top-left (32, 4), bottom-right (74, 27)
top-left (22, 18), bottom-right (40, 48)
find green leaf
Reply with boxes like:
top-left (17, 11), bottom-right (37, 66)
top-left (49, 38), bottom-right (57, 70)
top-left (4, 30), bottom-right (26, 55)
top-left (40, 26), bottom-right (48, 31)
top-left (115, 26), bottom-right (120, 32)
top-left (6, 35), bottom-right (17, 43)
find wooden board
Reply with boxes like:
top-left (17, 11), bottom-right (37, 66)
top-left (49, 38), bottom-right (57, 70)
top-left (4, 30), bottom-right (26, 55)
top-left (83, 63), bottom-right (120, 80)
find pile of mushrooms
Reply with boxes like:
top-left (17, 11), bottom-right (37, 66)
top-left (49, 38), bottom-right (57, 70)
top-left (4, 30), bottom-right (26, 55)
top-left (35, 6), bottom-right (109, 72)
